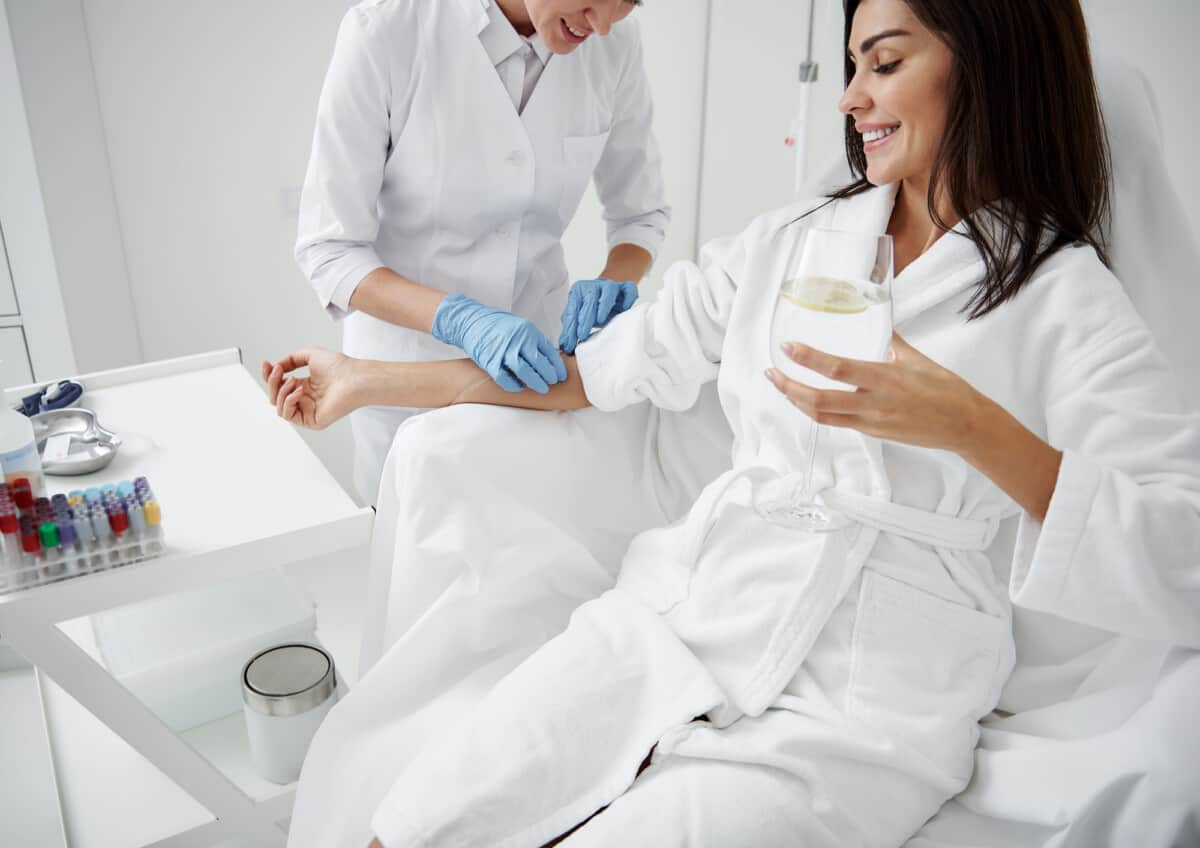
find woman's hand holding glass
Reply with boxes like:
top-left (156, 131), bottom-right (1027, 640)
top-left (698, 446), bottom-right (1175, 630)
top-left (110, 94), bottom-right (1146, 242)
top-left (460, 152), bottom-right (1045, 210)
top-left (766, 333), bottom-right (985, 454)
top-left (761, 227), bottom-right (894, 530)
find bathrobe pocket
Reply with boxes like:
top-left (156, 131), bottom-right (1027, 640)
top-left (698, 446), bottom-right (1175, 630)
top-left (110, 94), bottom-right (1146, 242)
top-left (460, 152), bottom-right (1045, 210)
top-left (847, 569), bottom-right (1013, 782)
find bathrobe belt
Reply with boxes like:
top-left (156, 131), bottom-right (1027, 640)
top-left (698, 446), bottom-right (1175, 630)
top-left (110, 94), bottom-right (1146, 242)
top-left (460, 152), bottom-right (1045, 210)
top-left (728, 466), bottom-right (1007, 552)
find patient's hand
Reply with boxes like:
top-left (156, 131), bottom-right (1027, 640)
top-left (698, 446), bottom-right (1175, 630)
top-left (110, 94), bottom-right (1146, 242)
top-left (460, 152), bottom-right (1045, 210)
top-left (262, 348), bottom-right (362, 430)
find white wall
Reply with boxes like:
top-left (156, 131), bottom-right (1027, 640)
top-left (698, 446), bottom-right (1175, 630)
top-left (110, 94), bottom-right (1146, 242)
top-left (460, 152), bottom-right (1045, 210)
top-left (1083, 0), bottom-right (1200, 237)
top-left (6, 0), bottom-right (142, 373)
top-left (697, 0), bottom-right (844, 245)
top-left (74, 0), bottom-right (359, 496)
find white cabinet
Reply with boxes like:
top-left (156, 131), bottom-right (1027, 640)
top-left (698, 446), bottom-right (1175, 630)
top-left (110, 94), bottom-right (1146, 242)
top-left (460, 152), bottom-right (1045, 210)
top-left (0, 325), bottom-right (34, 387)
top-left (0, 222), bottom-right (19, 316)
top-left (0, 0), bottom-right (75, 381)
top-left (0, 223), bottom-right (34, 388)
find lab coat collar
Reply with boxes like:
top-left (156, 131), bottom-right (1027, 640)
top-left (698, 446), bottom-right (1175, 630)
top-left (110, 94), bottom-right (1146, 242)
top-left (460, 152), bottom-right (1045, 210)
top-left (476, 0), bottom-right (552, 69)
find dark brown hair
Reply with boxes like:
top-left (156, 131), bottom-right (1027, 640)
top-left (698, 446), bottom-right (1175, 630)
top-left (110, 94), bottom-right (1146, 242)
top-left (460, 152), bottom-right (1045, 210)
top-left (832, 0), bottom-right (1112, 319)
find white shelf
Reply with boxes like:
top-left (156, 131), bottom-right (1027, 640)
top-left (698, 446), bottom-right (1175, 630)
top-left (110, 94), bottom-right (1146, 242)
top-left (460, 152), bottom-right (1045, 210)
top-left (182, 712), bottom-right (296, 805)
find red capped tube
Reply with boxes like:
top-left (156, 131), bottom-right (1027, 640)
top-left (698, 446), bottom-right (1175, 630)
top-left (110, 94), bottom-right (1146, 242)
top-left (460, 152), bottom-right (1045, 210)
top-left (13, 479), bottom-right (34, 511)
top-left (108, 509), bottom-right (129, 536)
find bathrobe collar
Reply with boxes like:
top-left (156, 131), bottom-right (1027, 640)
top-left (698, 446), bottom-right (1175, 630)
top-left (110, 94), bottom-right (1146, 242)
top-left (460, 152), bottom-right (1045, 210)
top-left (825, 183), bottom-right (987, 327)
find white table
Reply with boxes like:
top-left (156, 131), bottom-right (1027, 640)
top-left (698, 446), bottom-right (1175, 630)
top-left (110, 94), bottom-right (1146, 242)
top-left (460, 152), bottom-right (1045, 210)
top-left (0, 350), bottom-right (373, 847)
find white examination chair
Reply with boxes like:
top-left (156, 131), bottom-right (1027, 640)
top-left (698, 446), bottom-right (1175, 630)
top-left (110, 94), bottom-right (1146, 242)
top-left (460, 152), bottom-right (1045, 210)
top-left (901, 57), bottom-right (1200, 848)
top-left (313, 58), bottom-right (1200, 848)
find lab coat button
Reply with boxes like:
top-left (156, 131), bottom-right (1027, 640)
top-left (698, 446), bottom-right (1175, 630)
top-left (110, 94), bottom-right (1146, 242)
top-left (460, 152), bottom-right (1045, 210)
top-left (506, 151), bottom-right (525, 166)
top-left (496, 226), bottom-right (511, 239)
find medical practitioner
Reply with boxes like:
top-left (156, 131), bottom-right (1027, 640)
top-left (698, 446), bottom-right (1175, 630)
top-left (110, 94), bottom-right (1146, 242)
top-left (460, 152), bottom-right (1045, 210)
top-left (295, 0), bottom-right (667, 502)
top-left (269, 0), bottom-right (1200, 844)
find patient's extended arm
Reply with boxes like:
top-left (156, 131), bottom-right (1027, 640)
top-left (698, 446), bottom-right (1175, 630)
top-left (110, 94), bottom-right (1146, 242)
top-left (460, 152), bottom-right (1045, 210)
top-left (262, 347), bottom-right (590, 430)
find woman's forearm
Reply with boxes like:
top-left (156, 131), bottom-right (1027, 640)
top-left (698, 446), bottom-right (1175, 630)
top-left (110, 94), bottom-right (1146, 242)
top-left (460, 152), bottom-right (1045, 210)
top-left (352, 355), bottom-right (591, 412)
top-left (960, 393), bottom-right (1062, 523)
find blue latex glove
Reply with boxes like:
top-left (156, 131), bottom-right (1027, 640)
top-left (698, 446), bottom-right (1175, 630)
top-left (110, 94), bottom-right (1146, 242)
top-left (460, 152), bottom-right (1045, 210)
top-left (557, 278), bottom-right (639, 355)
top-left (431, 294), bottom-right (567, 393)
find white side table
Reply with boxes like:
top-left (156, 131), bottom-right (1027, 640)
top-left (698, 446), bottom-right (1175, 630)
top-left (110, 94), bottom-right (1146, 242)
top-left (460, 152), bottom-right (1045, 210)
top-left (0, 349), bottom-right (373, 846)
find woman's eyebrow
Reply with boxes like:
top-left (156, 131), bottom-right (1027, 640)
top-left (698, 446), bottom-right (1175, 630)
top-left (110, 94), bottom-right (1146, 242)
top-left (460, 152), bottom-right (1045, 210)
top-left (849, 28), bottom-right (911, 58)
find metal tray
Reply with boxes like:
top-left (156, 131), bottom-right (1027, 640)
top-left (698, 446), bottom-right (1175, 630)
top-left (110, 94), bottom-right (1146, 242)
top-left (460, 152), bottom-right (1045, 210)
top-left (30, 408), bottom-right (122, 476)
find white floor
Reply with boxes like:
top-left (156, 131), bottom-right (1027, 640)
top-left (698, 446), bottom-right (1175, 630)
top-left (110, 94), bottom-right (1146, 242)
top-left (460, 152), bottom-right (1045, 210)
top-left (18, 546), bottom-right (369, 848)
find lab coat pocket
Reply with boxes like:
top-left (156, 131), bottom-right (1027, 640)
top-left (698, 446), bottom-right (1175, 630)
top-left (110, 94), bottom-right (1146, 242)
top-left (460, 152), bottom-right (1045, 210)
top-left (847, 570), bottom-right (1012, 782)
top-left (558, 132), bottom-right (611, 223)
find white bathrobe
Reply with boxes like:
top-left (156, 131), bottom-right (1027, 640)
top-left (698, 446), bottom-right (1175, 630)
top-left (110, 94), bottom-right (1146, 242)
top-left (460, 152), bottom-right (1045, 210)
top-left (300, 184), bottom-right (1200, 848)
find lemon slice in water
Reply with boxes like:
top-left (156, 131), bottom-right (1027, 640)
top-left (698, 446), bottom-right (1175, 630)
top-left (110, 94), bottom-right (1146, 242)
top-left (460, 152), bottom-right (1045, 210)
top-left (779, 276), bottom-right (868, 314)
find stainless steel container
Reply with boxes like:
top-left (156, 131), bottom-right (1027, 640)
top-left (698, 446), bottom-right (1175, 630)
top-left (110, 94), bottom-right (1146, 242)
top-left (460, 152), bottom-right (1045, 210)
top-left (241, 643), bottom-right (338, 784)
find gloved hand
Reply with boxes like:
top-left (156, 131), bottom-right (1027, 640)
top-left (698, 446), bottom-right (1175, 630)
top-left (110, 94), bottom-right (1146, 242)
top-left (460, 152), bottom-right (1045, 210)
top-left (557, 277), bottom-right (639, 355)
top-left (431, 294), bottom-right (567, 393)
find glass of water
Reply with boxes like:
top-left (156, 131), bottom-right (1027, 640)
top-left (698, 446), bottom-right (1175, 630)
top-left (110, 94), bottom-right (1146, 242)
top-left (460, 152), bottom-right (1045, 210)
top-left (765, 226), bottom-right (894, 531)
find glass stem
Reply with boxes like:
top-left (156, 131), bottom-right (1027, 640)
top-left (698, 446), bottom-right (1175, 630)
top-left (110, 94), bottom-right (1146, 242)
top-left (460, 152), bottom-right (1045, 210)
top-left (798, 421), bottom-right (822, 505)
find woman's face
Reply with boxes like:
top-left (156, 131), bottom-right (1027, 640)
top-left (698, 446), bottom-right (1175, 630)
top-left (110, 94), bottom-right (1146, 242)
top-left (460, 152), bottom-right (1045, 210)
top-left (839, 0), bottom-right (954, 189)
top-left (502, 1), bottom-right (640, 55)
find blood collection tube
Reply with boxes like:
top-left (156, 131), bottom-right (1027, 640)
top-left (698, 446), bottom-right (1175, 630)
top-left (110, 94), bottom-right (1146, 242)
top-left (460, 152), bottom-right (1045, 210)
top-left (90, 504), bottom-right (113, 564)
top-left (39, 521), bottom-right (64, 576)
top-left (108, 503), bottom-right (129, 537)
top-left (20, 515), bottom-right (43, 582)
top-left (142, 500), bottom-right (163, 555)
top-left (84, 487), bottom-right (102, 505)
top-left (0, 510), bottom-right (20, 569)
top-left (107, 503), bottom-right (129, 564)
top-left (73, 511), bottom-right (99, 570)
top-left (57, 520), bottom-right (82, 574)
top-left (126, 499), bottom-right (144, 530)
top-left (12, 479), bottom-right (34, 511)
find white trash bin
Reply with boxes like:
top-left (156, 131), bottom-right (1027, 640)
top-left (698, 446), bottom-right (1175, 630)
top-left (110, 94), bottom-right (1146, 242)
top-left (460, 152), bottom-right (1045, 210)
top-left (241, 642), bottom-right (338, 784)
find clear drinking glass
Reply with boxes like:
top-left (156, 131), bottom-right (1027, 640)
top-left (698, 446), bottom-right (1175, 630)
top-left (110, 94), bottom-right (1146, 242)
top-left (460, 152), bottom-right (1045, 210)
top-left (764, 226), bottom-right (895, 532)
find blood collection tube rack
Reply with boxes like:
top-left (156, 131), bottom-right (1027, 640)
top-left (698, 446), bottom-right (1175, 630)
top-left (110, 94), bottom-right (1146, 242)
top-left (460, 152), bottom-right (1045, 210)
top-left (0, 477), bottom-right (165, 595)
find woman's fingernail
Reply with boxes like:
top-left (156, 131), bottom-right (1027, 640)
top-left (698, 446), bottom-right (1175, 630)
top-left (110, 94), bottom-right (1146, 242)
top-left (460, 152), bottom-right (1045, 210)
top-left (765, 368), bottom-right (779, 384)
top-left (782, 343), bottom-right (797, 357)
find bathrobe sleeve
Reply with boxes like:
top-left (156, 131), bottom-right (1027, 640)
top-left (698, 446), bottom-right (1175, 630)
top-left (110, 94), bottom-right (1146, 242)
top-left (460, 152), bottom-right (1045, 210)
top-left (294, 6), bottom-right (395, 319)
top-left (1009, 278), bottom-right (1200, 647)
top-left (573, 228), bottom-right (748, 412)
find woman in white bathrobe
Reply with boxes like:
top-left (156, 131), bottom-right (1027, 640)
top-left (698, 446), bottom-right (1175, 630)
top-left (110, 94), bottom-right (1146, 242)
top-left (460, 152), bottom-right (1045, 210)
top-left (266, 0), bottom-right (1200, 845)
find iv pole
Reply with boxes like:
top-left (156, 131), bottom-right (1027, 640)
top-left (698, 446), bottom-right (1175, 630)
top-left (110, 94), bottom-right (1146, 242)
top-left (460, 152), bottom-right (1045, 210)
top-left (784, 0), bottom-right (819, 193)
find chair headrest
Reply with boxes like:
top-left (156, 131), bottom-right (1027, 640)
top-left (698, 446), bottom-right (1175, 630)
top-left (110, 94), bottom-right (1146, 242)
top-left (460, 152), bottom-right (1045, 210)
top-left (1095, 56), bottom-right (1200, 407)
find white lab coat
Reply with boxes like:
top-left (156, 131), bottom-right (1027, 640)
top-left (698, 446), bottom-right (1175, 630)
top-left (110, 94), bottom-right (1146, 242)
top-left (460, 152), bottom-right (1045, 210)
top-left (294, 0), bottom-right (668, 500)
top-left (354, 184), bottom-right (1200, 846)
